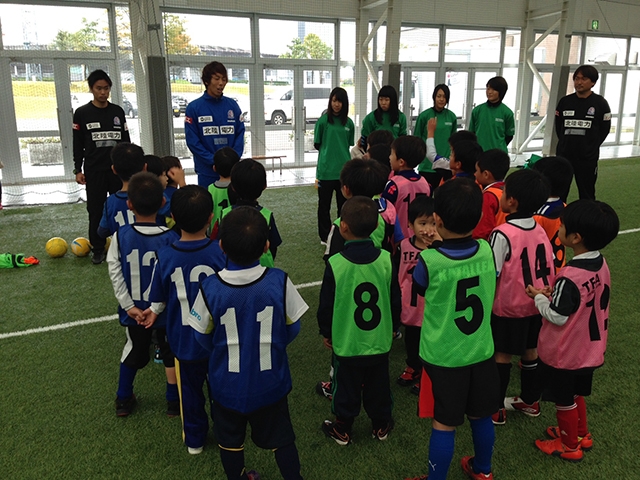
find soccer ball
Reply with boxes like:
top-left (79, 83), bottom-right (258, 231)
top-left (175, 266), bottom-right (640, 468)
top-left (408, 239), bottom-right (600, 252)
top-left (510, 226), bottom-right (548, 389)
top-left (71, 237), bottom-right (92, 257)
top-left (45, 237), bottom-right (68, 258)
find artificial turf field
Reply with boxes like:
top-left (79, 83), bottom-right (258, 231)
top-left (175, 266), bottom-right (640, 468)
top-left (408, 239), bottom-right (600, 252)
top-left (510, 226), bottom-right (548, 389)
top-left (1, 157), bottom-right (639, 479)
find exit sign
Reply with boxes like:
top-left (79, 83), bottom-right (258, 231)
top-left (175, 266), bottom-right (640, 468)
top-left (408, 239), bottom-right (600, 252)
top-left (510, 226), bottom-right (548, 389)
top-left (588, 19), bottom-right (600, 31)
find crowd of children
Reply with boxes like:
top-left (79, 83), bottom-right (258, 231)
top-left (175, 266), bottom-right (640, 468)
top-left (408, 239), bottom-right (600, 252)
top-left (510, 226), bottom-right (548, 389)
top-left (98, 76), bottom-right (618, 479)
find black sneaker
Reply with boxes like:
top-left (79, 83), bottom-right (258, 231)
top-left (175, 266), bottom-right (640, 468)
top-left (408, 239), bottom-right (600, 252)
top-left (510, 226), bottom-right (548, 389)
top-left (315, 381), bottom-right (332, 400)
top-left (167, 400), bottom-right (180, 417)
top-left (92, 251), bottom-right (106, 265)
top-left (411, 382), bottom-right (420, 396)
top-left (322, 420), bottom-right (351, 445)
top-left (115, 394), bottom-right (137, 417)
top-left (372, 418), bottom-right (394, 441)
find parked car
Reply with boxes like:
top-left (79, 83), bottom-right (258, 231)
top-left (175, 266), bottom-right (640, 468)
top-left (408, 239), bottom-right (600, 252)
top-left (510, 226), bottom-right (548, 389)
top-left (264, 86), bottom-right (331, 125)
top-left (172, 95), bottom-right (188, 117)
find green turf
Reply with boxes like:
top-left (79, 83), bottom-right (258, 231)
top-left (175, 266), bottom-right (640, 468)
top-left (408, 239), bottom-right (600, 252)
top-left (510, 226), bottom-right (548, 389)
top-left (0, 157), bottom-right (639, 479)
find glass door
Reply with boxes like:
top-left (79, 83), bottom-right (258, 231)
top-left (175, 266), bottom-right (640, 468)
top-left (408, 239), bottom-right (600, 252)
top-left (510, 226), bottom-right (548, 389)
top-left (599, 71), bottom-right (623, 144)
top-left (445, 70), bottom-right (469, 129)
top-left (400, 69), bottom-right (436, 135)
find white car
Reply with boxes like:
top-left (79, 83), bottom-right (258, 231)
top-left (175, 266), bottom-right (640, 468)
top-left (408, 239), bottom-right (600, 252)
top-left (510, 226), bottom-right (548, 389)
top-left (264, 86), bottom-right (331, 125)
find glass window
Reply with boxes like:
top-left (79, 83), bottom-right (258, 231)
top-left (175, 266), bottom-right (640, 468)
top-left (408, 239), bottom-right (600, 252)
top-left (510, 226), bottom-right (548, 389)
top-left (259, 19), bottom-right (334, 60)
top-left (629, 38), bottom-right (640, 65)
top-left (502, 67), bottom-right (518, 111)
top-left (504, 30), bottom-right (521, 64)
top-left (163, 13), bottom-right (251, 57)
top-left (533, 34), bottom-right (582, 64)
top-left (340, 21), bottom-right (356, 62)
top-left (585, 36), bottom-right (627, 67)
top-left (375, 25), bottom-right (386, 62)
top-left (603, 73), bottom-right (622, 115)
top-left (0, 4), bottom-right (110, 51)
top-left (444, 29), bottom-right (501, 63)
top-left (399, 27), bottom-right (439, 62)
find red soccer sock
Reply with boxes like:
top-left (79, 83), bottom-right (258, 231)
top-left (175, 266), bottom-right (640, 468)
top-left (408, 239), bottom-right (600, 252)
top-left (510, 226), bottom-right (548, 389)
top-left (574, 395), bottom-right (589, 437)
top-left (556, 403), bottom-right (579, 450)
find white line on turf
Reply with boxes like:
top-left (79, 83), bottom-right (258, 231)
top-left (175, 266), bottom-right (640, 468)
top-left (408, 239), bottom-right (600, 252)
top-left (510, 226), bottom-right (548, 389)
top-left (0, 281), bottom-right (324, 340)
top-left (2, 224), bottom-right (638, 341)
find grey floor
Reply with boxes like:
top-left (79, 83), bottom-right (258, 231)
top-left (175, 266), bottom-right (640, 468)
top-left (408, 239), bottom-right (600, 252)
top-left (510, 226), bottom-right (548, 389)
top-left (1, 145), bottom-right (638, 208)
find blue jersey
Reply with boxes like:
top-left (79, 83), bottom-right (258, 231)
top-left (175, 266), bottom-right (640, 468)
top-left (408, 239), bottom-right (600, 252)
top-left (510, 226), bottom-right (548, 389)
top-left (149, 238), bottom-right (226, 361)
top-left (185, 92), bottom-right (245, 177)
top-left (108, 223), bottom-right (179, 327)
top-left (158, 185), bottom-right (178, 218)
top-left (196, 266), bottom-right (305, 414)
top-left (99, 192), bottom-right (133, 238)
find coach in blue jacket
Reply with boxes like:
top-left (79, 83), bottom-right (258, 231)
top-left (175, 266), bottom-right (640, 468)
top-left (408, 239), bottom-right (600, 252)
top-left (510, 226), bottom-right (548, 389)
top-left (185, 61), bottom-right (245, 187)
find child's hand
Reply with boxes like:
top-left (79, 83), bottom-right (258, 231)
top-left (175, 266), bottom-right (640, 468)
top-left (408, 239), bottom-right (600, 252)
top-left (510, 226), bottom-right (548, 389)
top-left (168, 166), bottom-right (186, 187)
top-left (322, 337), bottom-right (333, 351)
top-left (525, 285), bottom-right (551, 299)
top-left (427, 118), bottom-right (437, 137)
top-left (127, 306), bottom-right (146, 324)
top-left (140, 308), bottom-right (159, 329)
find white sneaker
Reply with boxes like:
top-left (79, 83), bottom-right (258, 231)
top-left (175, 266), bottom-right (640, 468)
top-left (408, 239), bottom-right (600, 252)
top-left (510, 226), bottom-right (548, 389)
top-left (188, 446), bottom-right (204, 455)
top-left (504, 396), bottom-right (541, 417)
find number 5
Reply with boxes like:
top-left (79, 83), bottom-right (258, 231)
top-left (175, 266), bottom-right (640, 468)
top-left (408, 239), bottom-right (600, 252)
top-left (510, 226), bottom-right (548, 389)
top-left (454, 276), bottom-right (483, 335)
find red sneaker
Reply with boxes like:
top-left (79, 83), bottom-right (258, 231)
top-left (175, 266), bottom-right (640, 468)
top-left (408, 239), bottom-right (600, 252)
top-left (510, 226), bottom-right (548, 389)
top-left (504, 396), bottom-right (541, 417)
top-left (460, 456), bottom-right (494, 479)
top-left (397, 366), bottom-right (421, 386)
top-left (491, 408), bottom-right (506, 425)
top-left (535, 437), bottom-right (583, 462)
top-left (546, 426), bottom-right (593, 451)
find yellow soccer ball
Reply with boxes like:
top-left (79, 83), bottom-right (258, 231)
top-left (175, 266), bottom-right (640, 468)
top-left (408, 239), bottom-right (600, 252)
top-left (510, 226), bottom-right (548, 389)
top-left (45, 237), bottom-right (68, 258)
top-left (71, 237), bottom-right (92, 257)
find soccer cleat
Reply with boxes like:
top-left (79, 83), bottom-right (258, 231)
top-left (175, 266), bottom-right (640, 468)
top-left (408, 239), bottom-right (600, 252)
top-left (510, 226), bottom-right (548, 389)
top-left (535, 437), bottom-right (583, 462)
top-left (372, 419), bottom-right (394, 441)
top-left (322, 420), bottom-right (351, 445)
top-left (460, 456), bottom-right (494, 479)
top-left (315, 381), bottom-right (332, 400)
top-left (393, 330), bottom-right (403, 340)
top-left (504, 396), bottom-right (541, 417)
top-left (546, 426), bottom-right (593, 451)
top-left (246, 470), bottom-right (261, 480)
top-left (167, 400), bottom-right (180, 417)
top-left (410, 382), bottom-right (420, 396)
top-left (92, 251), bottom-right (106, 265)
top-left (187, 446), bottom-right (203, 455)
top-left (115, 394), bottom-right (137, 417)
top-left (491, 408), bottom-right (506, 425)
top-left (397, 366), bottom-right (421, 386)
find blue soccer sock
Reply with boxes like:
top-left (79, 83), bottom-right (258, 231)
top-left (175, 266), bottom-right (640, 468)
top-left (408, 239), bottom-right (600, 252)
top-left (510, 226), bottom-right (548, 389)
top-left (428, 428), bottom-right (455, 480)
top-left (219, 447), bottom-right (245, 480)
top-left (274, 443), bottom-right (303, 480)
top-left (166, 382), bottom-right (179, 402)
top-left (117, 363), bottom-right (137, 400)
top-left (469, 416), bottom-right (495, 475)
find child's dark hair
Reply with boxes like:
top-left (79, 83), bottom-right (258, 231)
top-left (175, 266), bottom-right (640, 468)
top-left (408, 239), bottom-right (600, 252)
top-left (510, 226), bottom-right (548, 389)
top-left (449, 130), bottom-right (477, 152)
top-left (340, 158), bottom-right (388, 198)
top-left (476, 149), bottom-right (511, 181)
top-left (327, 87), bottom-right (349, 126)
top-left (214, 147), bottom-right (241, 178)
top-left (531, 156), bottom-right (574, 198)
top-left (452, 139), bottom-right (483, 174)
top-left (170, 185), bottom-right (213, 234)
top-left (144, 155), bottom-right (165, 178)
top-left (230, 158), bottom-right (266, 201)
top-left (111, 142), bottom-right (145, 181)
top-left (340, 196), bottom-right (379, 238)
top-left (367, 144), bottom-right (392, 176)
top-left (408, 195), bottom-right (435, 224)
top-left (127, 172), bottom-right (163, 216)
top-left (432, 84), bottom-right (450, 105)
top-left (367, 129), bottom-right (394, 148)
top-left (219, 206), bottom-right (269, 265)
top-left (391, 135), bottom-right (426, 169)
top-left (162, 155), bottom-right (182, 171)
top-left (487, 76), bottom-right (508, 101)
top-left (434, 177), bottom-right (482, 234)
top-left (201, 61), bottom-right (227, 86)
top-left (503, 169), bottom-right (550, 216)
top-left (375, 85), bottom-right (399, 126)
top-left (562, 199), bottom-right (619, 251)
top-left (87, 69), bottom-right (112, 89)
top-left (573, 65), bottom-right (599, 84)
